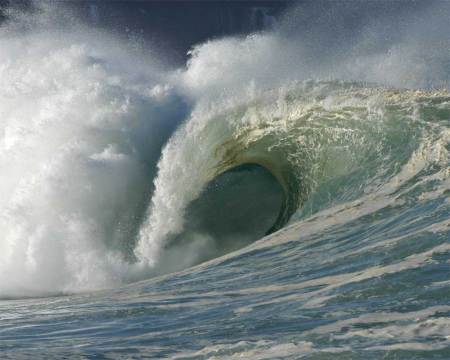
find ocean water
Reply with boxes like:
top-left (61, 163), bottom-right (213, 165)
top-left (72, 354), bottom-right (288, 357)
top-left (1, 1), bottom-right (449, 359)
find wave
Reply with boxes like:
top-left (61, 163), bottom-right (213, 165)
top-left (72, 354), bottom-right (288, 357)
top-left (136, 81), bottom-right (450, 273)
top-left (0, 3), bottom-right (190, 296)
top-left (0, 1), bottom-right (449, 298)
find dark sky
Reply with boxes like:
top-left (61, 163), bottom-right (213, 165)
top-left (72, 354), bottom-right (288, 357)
top-left (0, 1), bottom-right (293, 64)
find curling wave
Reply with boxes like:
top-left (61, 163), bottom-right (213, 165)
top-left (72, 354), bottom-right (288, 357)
top-left (136, 81), bottom-right (450, 274)
top-left (0, 1), bottom-right (449, 300)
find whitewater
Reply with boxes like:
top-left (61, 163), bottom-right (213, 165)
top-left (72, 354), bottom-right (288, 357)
top-left (1, 1), bottom-right (450, 358)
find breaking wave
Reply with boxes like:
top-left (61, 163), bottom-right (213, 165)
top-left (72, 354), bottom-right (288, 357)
top-left (0, 1), bottom-right (449, 300)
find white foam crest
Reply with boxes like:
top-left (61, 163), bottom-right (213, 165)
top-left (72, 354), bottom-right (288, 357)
top-left (172, 339), bottom-right (349, 360)
top-left (0, 7), bottom-right (181, 297)
top-left (177, 1), bottom-right (449, 103)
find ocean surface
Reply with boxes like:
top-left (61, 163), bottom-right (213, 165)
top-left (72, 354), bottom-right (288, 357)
top-left (0, 1), bottom-right (449, 358)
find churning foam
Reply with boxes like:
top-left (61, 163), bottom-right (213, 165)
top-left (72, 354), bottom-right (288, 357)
top-left (0, 4), bottom-right (186, 296)
top-left (1, 1), bottom-right (449, 297)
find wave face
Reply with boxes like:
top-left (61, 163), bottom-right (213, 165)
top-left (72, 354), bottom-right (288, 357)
top-left (1, 1), bottom-right (450, 358)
